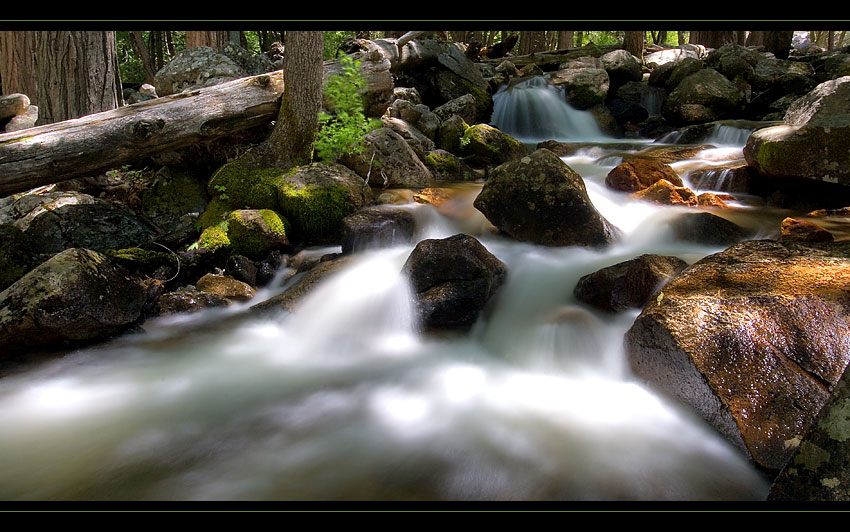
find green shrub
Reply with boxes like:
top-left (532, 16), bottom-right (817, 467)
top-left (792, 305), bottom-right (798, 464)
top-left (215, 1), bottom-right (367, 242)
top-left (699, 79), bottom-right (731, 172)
top-left (314, 54), bottom-right (381, 163)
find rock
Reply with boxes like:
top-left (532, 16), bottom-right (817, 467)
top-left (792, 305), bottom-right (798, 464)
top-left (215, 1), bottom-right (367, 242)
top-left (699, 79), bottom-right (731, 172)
top-left (225, 254), bottom-right (259, 286)
top-left (780, 217), bottom-right (834, 243)
top-left (140, 168), bottom-right (208, 247)
top-left (0, 248), bottom-right (146, 357)
top-left (600, 49), bottom-right (643, 94)
top-left (823, 53), bottom-right (850, 80)
top-left (706, 43), bottom-right (761, 81)
top-left (225, 209), bottom-right (291, 259)
top-left (381, 116), bottom-right (436, 160)
top-left (432, 94), bottom-right (478, 125)
top-left (219, 41), bottom-right (276, 77)
top-left (196, 273), bottom-right (256, 302)
top-left (402, 233), bottom-right (507, 331)
top-left (436, 114), bottom-right (469, 154)
top-left (251, 255), bottom-right (355, 315)
top-left (276, 162), bottom-right (373, 244)
top-left (4, 104), bottom-right (37, 133)
top-left (0, 224), bottom-right (34, 292)
top-left (607, 98), bottom-right (649, 132)
top-left (625, 239), bottom-right (850, 472)
top-left (549, 67), bottom-right (610, 110)
top-left (662, 68), bottom-right (748, 125)
top-left (154, 287), bottom-right (232, 316)
top-left (631, 179), bottom-right (697, 206)
top-left (422, 149), bottom-right (477, 181)
top-left (768, 357), bottom-right (850, 501)
top-left (106, 247), bottom-right (179, 280)
top-left (574, 254), bottom-right (689, 312)
top-left (696, 192), bottom-right (730, 208)
top-left (671, 212), bottom-right (753, 246)
top-left (606, 159), bottom-right (684, 193)
top-left (384, 100), bottom-right (439, 140)
top-left (341, 206), bottom-right (416, 254)
top-left (751, 58), bottom-right (816, 94)
top-left (458, 124), bottom-right (528, 167)
top-left (744, 76), bottom-right (850, 185)
top-left (154, 46), bottom-right (246, 97)
top-left (0, 93), bottom-right (29, 120)
top-left (665, 57), bottom-right (704, 90)
top-left (473, 149), bottom-right (618, 248)
top-left (4, 192), bottom-right (155, 256)
top-left (340, 127), bottom-right (434, 189)
top-left (645, 46), bottom-right (703, 68)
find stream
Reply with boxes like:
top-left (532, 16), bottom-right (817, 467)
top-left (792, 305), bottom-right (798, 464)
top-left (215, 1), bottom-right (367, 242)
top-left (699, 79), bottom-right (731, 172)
top-left (0, 78), bottom-right (799, 503)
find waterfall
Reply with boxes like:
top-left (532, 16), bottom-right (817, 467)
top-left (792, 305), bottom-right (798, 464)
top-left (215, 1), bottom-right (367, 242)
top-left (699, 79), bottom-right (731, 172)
top-left (490, 76), bottom-right (608, 143)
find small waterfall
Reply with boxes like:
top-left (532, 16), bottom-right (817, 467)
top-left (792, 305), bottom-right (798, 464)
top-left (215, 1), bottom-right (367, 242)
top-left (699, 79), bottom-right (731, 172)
top-left (490, 76), bottom-right (608, 143)
top-left (704, 124), bottom-right (753, 147)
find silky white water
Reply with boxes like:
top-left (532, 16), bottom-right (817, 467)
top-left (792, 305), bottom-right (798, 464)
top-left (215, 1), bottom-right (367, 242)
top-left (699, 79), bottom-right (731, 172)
top-left (0, 82), bottom-right (785, 503)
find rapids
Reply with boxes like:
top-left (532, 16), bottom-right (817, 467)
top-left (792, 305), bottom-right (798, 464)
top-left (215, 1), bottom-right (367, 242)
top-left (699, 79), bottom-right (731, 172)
top-left (0, 78), bottom-right (800, 503)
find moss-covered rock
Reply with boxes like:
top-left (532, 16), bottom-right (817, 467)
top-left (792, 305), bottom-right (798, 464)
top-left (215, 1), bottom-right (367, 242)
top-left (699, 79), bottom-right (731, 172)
top-left (275, 163), bottom-right (372, 244)
top-left (225, 209), bottom-right (291, 259)
top-left (198, 224), bottom-right (231, 252)
top-left (207, 160), bottom-right (283, 211)
top-left (106, 247), bottom-right (179, 277)
top-left (140, 168), bottom-right (208, 238)
top-left (459, 124), bottom-right (528, 167)
top-left (423, 149), bottom-right (477, 181)
top-left (197, 196), bottom-right (232, 230)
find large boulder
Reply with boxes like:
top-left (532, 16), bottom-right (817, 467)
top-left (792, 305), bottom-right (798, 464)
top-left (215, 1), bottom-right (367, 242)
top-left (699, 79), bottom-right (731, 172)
top-left (458, 124), bottom-right (528, 167)
top-left (574, 254), bottom-right (689, 312)
top-left (225, 209), bottom-right (291, 259)
top-left (0, 224), bottom-right (35, 292)
top-left (662, 68), bottom-right (748, 125)
top-left (0, 248), bottom-right (147, 357)
top-left (600, 49), bottom-right (643, 94)
top-left (705, 43), bottom-right (762, 81)
top-left (154, 46), bottom-right (246, 97)
top-left (549, 67), bottom-right (610, 110)
top-left (3, 192), bottom-right (155, 255)
top-left (473, 149), bottom-right (618, 247)
top-left (340, 127), bottom-right (434, 188)
top-left (744, 76), bottom-right (850, 185)
top-left (605, 159), bottom-right (684, 192)
top-left (402, 233), bottom-right (507, 331)
top-left (625, 239), bottom-right (850, 472)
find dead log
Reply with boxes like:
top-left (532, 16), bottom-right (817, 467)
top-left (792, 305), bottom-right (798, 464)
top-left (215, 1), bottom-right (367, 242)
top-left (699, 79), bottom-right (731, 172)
top-left (0, 71), bottom-right (286, 197)
top-left (479, 43), bottom-right (623, 68)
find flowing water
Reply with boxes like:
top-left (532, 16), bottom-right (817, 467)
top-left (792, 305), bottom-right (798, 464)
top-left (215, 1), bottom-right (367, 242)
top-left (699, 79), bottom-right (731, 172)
top-left (0, 79), bottom-right (795, 503)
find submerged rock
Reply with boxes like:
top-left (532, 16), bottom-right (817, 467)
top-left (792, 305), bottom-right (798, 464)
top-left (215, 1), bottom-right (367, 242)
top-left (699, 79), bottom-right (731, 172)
top-left (574, 254), bottom-right (689, 312)
top-left (341, 206), bottom-right (416, 254)
top-left (473, 149), bottom-right (618, 247)
top-left (606, 159), bottom-right (684, 192)
top-left (154, 288), bottom-right (232, 316)
top-left (625, 239), bottom-right (850, 472)
top-left (402, 233), bottom-right (507, 331)
top-left (0, 248), bottom-right (146, 358)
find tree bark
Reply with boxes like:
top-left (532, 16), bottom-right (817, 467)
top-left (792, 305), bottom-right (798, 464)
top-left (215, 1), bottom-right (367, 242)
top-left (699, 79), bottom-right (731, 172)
top-left (186, 31), bottom-right (229, 49)
top-left (690, 30), bottom-right (734, 49)
top-left (0, 31), bottom-right (38, 99)
top-left (0, 70), bottom-right (287, 196)
top-left (129, 31), bottom-right (157, 86)
top-left (623, 31), bottom-right (645, 59)
top-left (34, 31), bottom-right (123, 126)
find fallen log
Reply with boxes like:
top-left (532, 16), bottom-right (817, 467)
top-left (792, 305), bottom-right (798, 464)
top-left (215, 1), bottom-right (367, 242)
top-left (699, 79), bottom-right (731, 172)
top-left (478, 43), bottom-right (623, 68)
top-left (0, 71), bottom-right (286, 197)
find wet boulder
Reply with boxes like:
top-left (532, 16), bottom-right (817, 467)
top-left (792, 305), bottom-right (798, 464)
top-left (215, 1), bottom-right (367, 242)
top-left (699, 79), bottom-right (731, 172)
top-left (474, 149), bottom-right (618, 248)
top-left (600, 49), bottom-right (643, 94)
top-left (341, 205), bottom-right (416, 254)
top-left (662, 68), bottom-right (748, 125)
top-left (549, 67), bottom-right (610, 110)
top-left (251, 255), bottom-right (356, 315)
top-left (0, 224), bottom-right (35, 292)
top-left (779, 217), bottom-right (835, 243)
top-left (574, 254), bottom-right (689, 312)
top-left (0, 248), bottom-right (147, 358)
top-left (630, 179), bottom-right (698, 206)
top-left (402, 233), bottom-right (507, 331)
top-left (625, 239), bottom-right (850, 472)
top-left (458, 124), bottom-right (528, 167)
top-left (154, 287), bottom-right (232, 316)
top-left (196, 272), bottom-right (256, 302)
top-left (744, 76), bottom-right (850, 186)
top-left (225, 209), bottom-right (291, 260)
top-left (671, 212), bottom-right (753, 246)
top-left (605, 159), bottom-right (684, 193)
top-left (340, 127), bottom-right (434, 189)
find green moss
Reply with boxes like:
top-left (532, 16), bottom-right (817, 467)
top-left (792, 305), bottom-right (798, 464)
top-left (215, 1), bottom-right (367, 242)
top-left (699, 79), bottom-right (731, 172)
top-left (207, 161), bottom-right (284, 210)
top-left (276, 182), bottom-right (351, 243)
top-left (141, 171), bottom-right (207, 217)
top-left (0, 224), bottom-right (32, 292)
top-left (198, 224), bottom-right (231, 252)
top-left (225, 209), bottom-right (290, 259)
top-left (425, 152), bottom-right (461, 173)
top-left (197, 197), bottom-right (232, 230)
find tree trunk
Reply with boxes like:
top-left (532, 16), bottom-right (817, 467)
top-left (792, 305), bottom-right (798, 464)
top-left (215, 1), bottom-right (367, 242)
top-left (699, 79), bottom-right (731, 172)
top-left (623, 31), bottom-right (644, 60)
top-left (557, 31), bottom-right (574, 51)
top-left (264, 31), bottom-right (324, 168)
top-left (186, 31), bottom-right (229, 49)
top-left (0, 70), bottom-right (287, 196)
top-left (764, 31), bottom-right (794, 59)
top-left (747, 31), bottom-right (766, 47)
top-left (0, 31), bottom-right (38, 99)
top-left (690, 30), bottom-right (734, 49)
top-left (129, 31), bottom-right (157, 86)
top-left (34, 31), bottom-right (123, 126)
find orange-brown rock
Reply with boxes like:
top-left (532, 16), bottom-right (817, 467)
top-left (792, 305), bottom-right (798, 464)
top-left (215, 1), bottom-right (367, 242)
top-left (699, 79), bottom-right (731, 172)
top-left (605, 158), bottom-right (684, 193)
top-left (626, 239), bottom-right (850, 472)
top-left (630, 179), bottom-right (697, 206)
top-left (196, 273), bottom-right (256, 302)
top-left (697, 192), bottom-right (730, 208)
top-left (780, 217), bottom-right (835, 243)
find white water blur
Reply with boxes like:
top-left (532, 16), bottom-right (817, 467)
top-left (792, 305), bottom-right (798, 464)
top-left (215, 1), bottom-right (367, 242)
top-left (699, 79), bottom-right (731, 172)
top-left (0, 100), bottom-right (779, 503)
top-left (491, 77), bottom-right (608, 143)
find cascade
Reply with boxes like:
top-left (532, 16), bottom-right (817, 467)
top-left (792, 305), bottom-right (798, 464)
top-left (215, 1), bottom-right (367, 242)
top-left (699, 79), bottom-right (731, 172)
top-left (0, 85), bottom-right (787, 503)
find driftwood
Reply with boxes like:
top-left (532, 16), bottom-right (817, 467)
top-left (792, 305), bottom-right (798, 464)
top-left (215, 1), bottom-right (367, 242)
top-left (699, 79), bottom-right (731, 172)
top-left (0, 71), bottom-right (286, 197)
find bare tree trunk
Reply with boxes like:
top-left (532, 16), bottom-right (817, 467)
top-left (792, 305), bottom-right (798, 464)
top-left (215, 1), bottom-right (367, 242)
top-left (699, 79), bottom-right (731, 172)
top-left (828, 30), bottom-right (835, 51)
top-left (165, 31), bottom-right (175, 58)
top-left (0, 31), bottom-right (38, 99)
top-left (690, 30), bottom-right (734, 49)
top-left (747, 31), bottom-right (766, 47)
top-left (575, 31), bottom-right (584, 47)
top-left (186, 31), bottom-right (229, 49)
top-left (678, 31), bottom-right (686, 45)
top-left (736, 30), bottom-right (747, 45)
top-left (34, 31), bottom-right (123, 125)
top-left (623, 31), bottom-right (644, 60)
top-left (764, 31), bottom-right (794, 59)
top-left (129, 31), bottom-right (157, 85)
top-left (557, 31), bottom-right (574, 50)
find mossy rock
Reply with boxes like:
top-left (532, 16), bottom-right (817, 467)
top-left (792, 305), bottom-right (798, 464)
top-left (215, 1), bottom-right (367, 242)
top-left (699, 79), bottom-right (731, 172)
top-left (275, 163), bottom-right (372, 244)
top-left (140, 169), bottom-right (208, 234)
top-left (423, 150), bottom-right (476, 181)
top-left (207, 160), bottom-right (284, 211)
top-left (106, 247), bottom-right (178, 276)
top-left (225, 209), bottom-right (291, 260)
top-left (197, 196), bottom-right (232, 230)
top-left (198, 224), bottom-right (231, 252)
top-left (459, 124), bottom-right (528, 167)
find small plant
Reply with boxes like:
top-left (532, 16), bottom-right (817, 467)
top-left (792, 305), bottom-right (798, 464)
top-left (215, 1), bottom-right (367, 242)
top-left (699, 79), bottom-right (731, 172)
top-left (213, 184), bottom-right (229, 201)
top-left (314, 54), bottom-right (381, 163)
